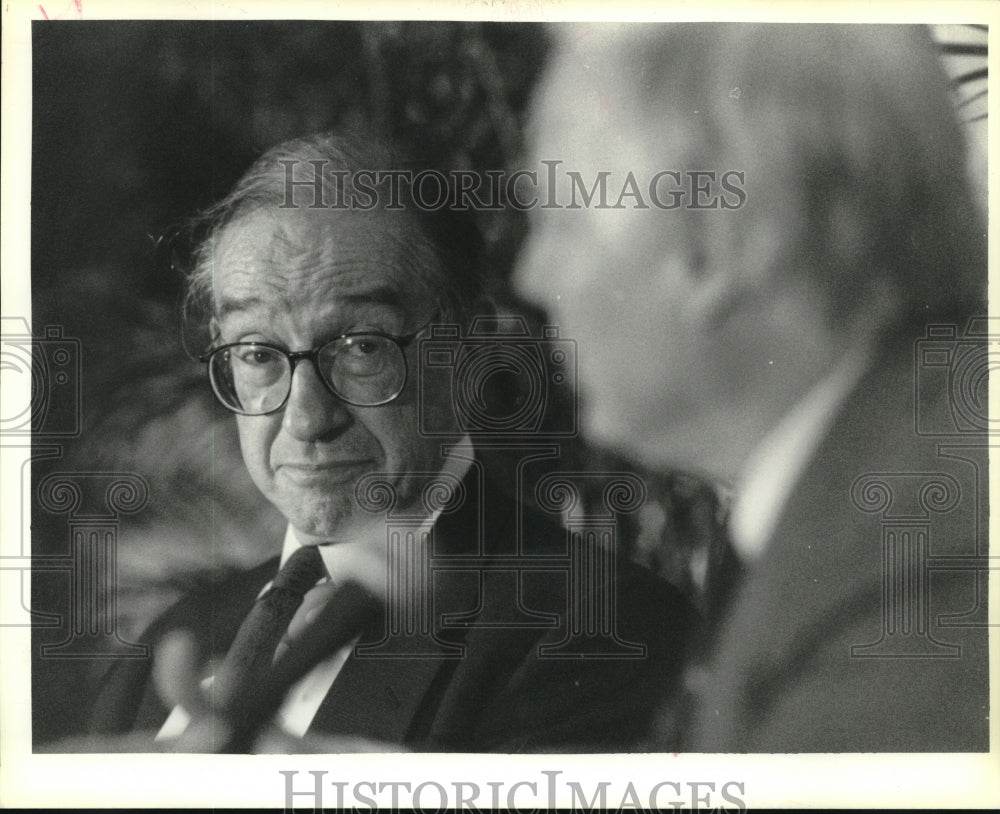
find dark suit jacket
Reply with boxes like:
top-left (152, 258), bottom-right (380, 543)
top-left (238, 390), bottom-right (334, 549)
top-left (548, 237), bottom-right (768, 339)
top-left (688, 339), bottom-right (990, 752)
top-left (90, 467), bottom-right (695, 752)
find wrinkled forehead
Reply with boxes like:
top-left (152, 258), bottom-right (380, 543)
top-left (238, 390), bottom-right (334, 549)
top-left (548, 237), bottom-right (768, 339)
top-left (210, 205), bottom-right (439, 320)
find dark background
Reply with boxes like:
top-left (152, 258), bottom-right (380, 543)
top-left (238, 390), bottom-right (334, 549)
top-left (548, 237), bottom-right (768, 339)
top-left (28, 20), bottom-right (723, 746)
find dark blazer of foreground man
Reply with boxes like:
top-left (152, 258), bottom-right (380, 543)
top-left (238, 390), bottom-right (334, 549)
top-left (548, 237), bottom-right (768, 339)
top-left (87, 131), bottom-right (694, 753)
top-left (516, 24), bottom-right (989, 752)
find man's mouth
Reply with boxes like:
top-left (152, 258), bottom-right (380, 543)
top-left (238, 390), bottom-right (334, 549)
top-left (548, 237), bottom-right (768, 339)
top-left (277, 460), bottom-right (373, 485)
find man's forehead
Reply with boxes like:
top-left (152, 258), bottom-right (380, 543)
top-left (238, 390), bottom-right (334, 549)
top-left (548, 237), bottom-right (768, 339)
top-left (214, 205), bottom-right (416, 270)
top-left (211, 206), bottom-right (430, 316)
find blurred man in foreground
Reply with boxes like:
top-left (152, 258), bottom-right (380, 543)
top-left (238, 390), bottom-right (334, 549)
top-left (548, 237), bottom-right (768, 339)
top-left (516, 23), bottom-right (989, 751)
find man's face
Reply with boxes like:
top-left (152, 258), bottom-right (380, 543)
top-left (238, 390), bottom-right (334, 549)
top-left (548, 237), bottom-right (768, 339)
top-left (516, 37), bottom-right (878, 482)
top-left (513, 54), bottom-right (725, 475)
top-left (212, 206), bottom-right (454, 543)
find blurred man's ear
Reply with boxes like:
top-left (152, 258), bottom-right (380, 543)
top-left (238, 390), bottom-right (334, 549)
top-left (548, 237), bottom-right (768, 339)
top-left (663, 240), bottom-right (754, 331)
top-left (684, 263), bottom-right (742, 327)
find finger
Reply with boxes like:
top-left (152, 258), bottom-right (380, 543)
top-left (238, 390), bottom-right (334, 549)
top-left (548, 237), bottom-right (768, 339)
top-left (153, 629), bottom-right (211, 718)
top-left (269, 580), bottom-right (380, 688)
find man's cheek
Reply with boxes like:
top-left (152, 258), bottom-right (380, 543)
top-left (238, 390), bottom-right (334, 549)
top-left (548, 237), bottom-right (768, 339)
top-left (415, 381), bottom-right (459, 438)
top-left (234, 417), bottom-right (276, 487)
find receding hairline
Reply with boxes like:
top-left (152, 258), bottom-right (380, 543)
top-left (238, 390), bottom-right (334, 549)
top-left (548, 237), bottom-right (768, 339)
top-left (185, 129), bottom-right (486, 328)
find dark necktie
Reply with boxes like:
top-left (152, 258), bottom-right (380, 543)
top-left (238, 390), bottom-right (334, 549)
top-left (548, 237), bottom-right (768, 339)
top-left (702, 521), bottom-right (746, 635)
top-left (210, 547), bottom-right (381, 751)
top-left (214, 545), bottom-right (327, 715)
top-left (673, 518), bottom-right (746, 751)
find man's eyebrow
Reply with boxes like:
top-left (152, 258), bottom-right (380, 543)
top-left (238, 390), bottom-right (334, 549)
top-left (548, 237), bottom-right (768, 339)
top-left (215, 295), bottom-right (264, 321)
top-left (214, 286), bottom-right (407, 320)
top-left (339, 286), bottom-right (407, 311)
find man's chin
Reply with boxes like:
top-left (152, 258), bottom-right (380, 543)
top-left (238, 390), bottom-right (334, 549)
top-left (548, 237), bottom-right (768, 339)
top-left (281, 497), bottom-right (372, 545)
top-left (585, 407), bottom-right (725, 484)
top-left (292, 518), bottom-right (378, 545)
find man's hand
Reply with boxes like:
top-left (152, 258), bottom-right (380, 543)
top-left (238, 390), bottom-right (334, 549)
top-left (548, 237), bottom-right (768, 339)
top-left (150, 590), bottom-right (390, 754)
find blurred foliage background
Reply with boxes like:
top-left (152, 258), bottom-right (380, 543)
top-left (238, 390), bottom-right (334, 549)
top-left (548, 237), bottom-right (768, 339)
top-left (32, 21), bottom-right (548, 301)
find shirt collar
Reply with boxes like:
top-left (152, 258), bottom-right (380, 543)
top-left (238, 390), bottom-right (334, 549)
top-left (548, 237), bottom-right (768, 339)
top-left (728, 350), bottom-right (871, 561)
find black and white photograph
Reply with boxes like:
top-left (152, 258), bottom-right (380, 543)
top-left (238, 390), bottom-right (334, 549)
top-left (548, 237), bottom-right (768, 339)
top-left (1, 0), bottom-right (996, 808)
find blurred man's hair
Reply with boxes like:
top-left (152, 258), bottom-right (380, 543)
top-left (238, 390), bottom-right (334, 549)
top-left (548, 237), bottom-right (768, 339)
top-left (183, 127), bottom-right (486, 338)
top-left (537, 23), bottom-right (985, 333)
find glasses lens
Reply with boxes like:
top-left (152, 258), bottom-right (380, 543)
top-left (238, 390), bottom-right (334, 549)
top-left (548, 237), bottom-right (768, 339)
top-left (210, 344), bottom-right (290, 415)
top-left (319, 334), bottom-right (406, 405)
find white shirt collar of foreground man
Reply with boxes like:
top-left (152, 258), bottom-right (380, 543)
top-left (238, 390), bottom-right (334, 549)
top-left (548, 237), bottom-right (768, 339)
top-left (727, 348), bottom-right (872, 561)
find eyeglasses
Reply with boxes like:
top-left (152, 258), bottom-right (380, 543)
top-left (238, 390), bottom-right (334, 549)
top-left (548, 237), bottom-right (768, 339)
top-left (200, 326), bottom-right (426, 415)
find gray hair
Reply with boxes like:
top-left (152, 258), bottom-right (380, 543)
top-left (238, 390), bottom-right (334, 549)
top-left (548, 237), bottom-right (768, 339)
top-left (537, 23), bottom-right (986, 333)
top-left (183, 128), bottom-right (485, 338)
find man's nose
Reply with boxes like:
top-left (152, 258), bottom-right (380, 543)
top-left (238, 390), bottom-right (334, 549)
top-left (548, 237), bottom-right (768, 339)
top-left (281, 360), bottom-right (352, 441)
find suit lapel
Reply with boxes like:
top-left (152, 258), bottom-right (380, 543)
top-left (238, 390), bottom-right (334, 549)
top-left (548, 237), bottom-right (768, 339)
top-left (305, 617), bottom-right (459, 742)
top-left (697, 345), bottom-right (982, 747)
top-left (307, 459), bottom-right (490, 743)
top-left (709, 356), bottom-right (909, 689)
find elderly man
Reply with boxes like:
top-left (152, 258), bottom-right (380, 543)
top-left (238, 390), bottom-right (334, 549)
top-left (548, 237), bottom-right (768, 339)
top-left (87, 130), bottom-right (694, 752)
top-left (516, 24), bottom-right (989, 751)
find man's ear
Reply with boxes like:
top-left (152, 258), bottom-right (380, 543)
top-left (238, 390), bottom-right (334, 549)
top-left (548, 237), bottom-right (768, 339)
top-left (181, 309), bottom-right (219, 361)
top-left (685, 266), bottom-right (744, 327)
top-left (679, 225), bottom-right (796, 329)
top-left (664, 240), bottom-right (750, 329)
